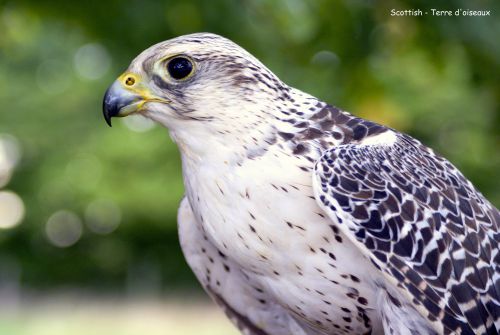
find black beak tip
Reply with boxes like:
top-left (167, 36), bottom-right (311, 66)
top-left (104, 113), bottom-right (113, 127)
top-left (104, 114), bottom-right (113, 127)
top-left (102, 88), bottom-right (115, 127)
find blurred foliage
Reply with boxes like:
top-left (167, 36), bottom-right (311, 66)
top-left (0, 0), bottom-right (498, 292)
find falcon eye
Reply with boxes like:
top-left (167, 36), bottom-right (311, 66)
top-left (167, 57), bottom-right (193, 80)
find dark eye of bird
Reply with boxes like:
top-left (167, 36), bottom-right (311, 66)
top-left (167, 57), bottom-right (193, 80)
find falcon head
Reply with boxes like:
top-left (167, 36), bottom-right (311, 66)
top-left (103, 33), bottom-right (290, 155)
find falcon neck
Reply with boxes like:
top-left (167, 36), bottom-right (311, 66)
top-left (169, 87), bottom-right (355, 168)
top-left (167, 92), bottom-right (302, 164)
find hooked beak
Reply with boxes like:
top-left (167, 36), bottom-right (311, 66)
top-left (102, 73), bottom-right (170, 127)
top-left (102, 80), bottom-right (142, 126)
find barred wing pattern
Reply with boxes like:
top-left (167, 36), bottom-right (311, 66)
top-left (313, 133), bottom-right (500, 335)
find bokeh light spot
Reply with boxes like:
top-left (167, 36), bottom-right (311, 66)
top-left (45, 210), bottom-right (83, 248)
top-left (85, 199), bottom-right (121, 235)
top-left (1, 7), bottom-right (40, 46)
top-left (74, 43), bottom-right (111, 80)
top-left (0, 191), bottom-right (25, 229)
top-left (122, 114), bottom-right (155, 132)
top-left (311, 50), bottom-right (340, 66)
top-left (0, 134), bottom-right (21, 188)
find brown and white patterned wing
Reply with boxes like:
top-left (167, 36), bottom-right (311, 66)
top-left (313, 132), bottom-right (500, 335)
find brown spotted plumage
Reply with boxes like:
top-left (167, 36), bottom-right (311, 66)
top-left (103, 33), bottom-right (500, 335)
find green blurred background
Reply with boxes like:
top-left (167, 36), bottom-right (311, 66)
top-left (0, 0), bottom-right (498, 334)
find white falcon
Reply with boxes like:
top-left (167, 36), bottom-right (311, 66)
top-left (102, 33), bottom-right (500, 335)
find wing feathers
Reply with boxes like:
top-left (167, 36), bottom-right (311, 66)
top-left (313, 132), bottom-right (500, 335)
